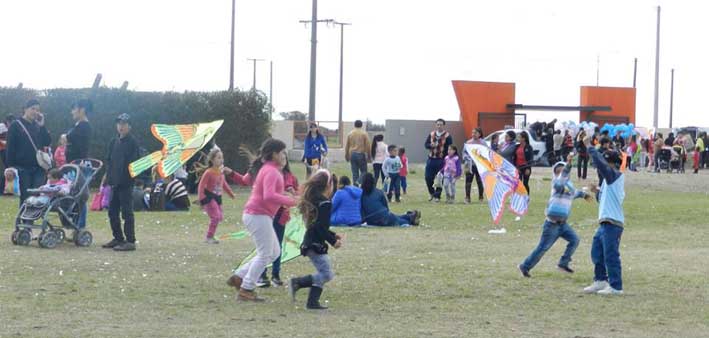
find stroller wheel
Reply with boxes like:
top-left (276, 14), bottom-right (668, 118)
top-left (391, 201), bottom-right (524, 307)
top-left (38, 231), bottom-right (59, 249)
top-left (16, 229), bottom-right (32, 246)
top-left (74, 230), bottom-right (93, 247)
top-left (10, 230), bottom-right (19, 245)
top-left (55, 229), bottom-right (66, 242)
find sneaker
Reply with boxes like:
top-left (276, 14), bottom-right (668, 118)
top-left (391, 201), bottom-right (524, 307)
top-left (412, 210), bottom-right (421, 226)
top-left (205, 237), bottom-right (220, 244)
top-left (518, 264), bottom-right (531, 278)
top-left (271, 277), bottom-right (284, 287)
top-left (597, 286), bottom-right (624, 295)
top-left (102, 239), bottom-right (122, 249)
top-left (434, 198), bottom-right (440, 203)
top-left (237, 288), bottom-right (266, 302)
top-left (464, 198), bottom-right (471, 204)
top-left (428, 195), bottom-right (435, 202)
top-left (583, 281), bottom-right (609, 294)
top-left (395, 198), bottom-right (401, 203)
top-left (557, 265), bottom-right (574, 274)
top-left (113, 242), bottom-right (136, 251)
top-left (256, 277), bottom-right (271, 288)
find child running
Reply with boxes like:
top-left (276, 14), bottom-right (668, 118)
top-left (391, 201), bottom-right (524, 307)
top-left (398, 148), bottom-right (408, 195)
top-left (197, 148), bottom-right (235, 244)
top-left (518, 153), bottom-right (591, 278)
top-left (440, 145), bottom-right (462, 204)
top-left (227, 138), bottom-right (296, 302)
top-left (583, 136), bottom-right (626, 296)
top-left (382, 144), bottom-right (403, 203)
top-left (289, 169), bottom-right (342, 310)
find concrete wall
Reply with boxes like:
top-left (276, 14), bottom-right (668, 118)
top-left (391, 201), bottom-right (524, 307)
top-left (385, 119), bottom-right (466, 164)
top-left (271, 120), bottom-right (354, 162)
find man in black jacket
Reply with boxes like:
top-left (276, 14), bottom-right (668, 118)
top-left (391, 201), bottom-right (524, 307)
top-left (102, 114), bottom-right (141, 251)
top-left (6, 99), bottom-right (51, 205)
top-left (66, 99), bottom-right (93, 229)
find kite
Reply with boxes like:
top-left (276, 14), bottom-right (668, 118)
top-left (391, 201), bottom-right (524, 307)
top-left (464, 144), bottom-right (529, 224)
top-left (228, 209), bottom-right (307, 271)
top-left (129, 120), bottom-right (224, 178)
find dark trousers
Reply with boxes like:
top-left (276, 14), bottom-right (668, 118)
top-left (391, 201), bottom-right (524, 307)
top-left (0, 150), bottom-right (6, 193)
top-left (465, 166), bottom-right (484, 200)
top-left (262, 209), bottom-right (286, 279)
top-left (577, 155), bottom-right (588, 179)
top-left (704, 150), bottom-right (709, 168)
top-left (109, 184), bottom-right (136, 243)
top-left (387, 173), bottom-right (401, 200)
top-left (400, 176), bottom-right (407, 193)
top-left (518, 167), bottom-right (531, 195)
top-left (17, 166), bottom-right (46, 206)
top-left (591, 223), bottom-right (624, 290)
top-left (350, 152), bottom-right (368, 186)
top-left (372, 163), bottom-right (384, 186)
top-left (425, 157), bottom-right (444, 198)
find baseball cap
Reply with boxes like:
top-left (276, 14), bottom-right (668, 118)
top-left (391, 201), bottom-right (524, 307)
top-left (115, 113), bottom-right (131, 124)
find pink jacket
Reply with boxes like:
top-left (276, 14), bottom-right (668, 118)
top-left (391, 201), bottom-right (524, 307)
top-left (198, 168), bottom-right (235, 202)
top-left (244, 161), bottom-right (296, 217)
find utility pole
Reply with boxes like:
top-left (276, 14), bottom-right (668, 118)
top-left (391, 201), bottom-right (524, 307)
top-left (229, 0), bottom-right (236, 91)
top-left (669, 68), bottom-right (675, 128)
top-left (596, 55), bottom-right (600, 86)
top-left (334, 21), bottom-right (351, 138)
top-left (247, 58), bottom-right (264, 90)
top-left (633, 58), bottom-right (638, 88)
top-left (653, 6), bottom-right (661, 129)
top-left (269, 61), bottom-right (274, 114)
top-left (300, 0), bottom-right (334, 122)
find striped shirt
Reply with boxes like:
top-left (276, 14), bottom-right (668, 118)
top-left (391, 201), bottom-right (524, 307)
top-left (545, 165), bottom-right (587, 223)
top-left (165, 179), bottom-right (188, 201)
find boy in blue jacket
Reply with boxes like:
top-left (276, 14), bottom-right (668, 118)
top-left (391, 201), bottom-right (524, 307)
top-left (519, 153), bottom-right (591, 277)
top-left (583, 137), bottom-right (626, 296)
top-left (330, 176), bottom-right (363, 226)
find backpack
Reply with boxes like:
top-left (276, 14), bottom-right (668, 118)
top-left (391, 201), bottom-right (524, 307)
top-left (149, 182), bottom-right (166, 211)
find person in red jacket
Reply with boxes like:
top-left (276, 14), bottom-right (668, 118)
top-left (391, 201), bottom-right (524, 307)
top-left (197, 149), bottom-right (235, 244)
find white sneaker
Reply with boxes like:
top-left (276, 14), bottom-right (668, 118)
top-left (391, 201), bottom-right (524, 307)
top-left (205, 237), bottom-right (220, 244)
top-left (583, 281), bottom-right (609, 294)
top-left (597, 285), bottom-right (623, 295)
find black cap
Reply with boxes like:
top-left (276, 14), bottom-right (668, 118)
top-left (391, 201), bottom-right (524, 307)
top-left (115, 113), bottom-right (131, 124)
top-left (603, 150), bottom-right (622, 167)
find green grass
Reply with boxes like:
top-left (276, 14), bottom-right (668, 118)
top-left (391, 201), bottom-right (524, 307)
top-left (1, 163), bottom-right (708, 338)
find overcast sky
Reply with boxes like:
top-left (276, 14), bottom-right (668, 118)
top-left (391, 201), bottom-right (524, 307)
top-left (1, 0), bottom-right (707, 127)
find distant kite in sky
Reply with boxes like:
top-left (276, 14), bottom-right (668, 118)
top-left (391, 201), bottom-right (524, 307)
top-left (129, 120), bottom-right (224, 178)
top-left (465, 144), bottom-right (529, 224)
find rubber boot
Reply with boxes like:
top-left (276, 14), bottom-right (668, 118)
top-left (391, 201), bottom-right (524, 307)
top-left (306, 286), bottom-right (328, 310)
top-left (289, 275), bottom-right (313, 303)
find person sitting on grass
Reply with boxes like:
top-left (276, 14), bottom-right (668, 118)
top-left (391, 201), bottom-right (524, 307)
top-left (164, 174), bottom-right (190, 211)
top-left (360, 173), bottom-right (420, 227)
top-left (330, 175), bottom-right (362, 226)
top-left (518, 153), bottom-right (592, 278)
top-left (583, 135), bottom-right (627, 296)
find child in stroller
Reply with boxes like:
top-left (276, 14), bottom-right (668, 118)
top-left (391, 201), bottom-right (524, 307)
top-left (11, 159), bottom-right (102, 249)
top-left (25, 169), bottom-right (70, 207)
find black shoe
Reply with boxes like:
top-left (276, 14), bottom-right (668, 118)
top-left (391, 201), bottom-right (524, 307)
top-left (289, 275), bottom-right (313, 303)
top-left (306, 286), bottom-right (328, 310)
top-left (557, 265), bottom-right (574, 274)
top-left (256, 276), bottom-right (271, 288)
top-left (113, 242), bottom-right (136, 251)
top-left (271, 276), bottom-right (284, 287)
top-left (518, 264), bottom-right (531, 278)
top-left (102, 239), bottom-right (123, 249)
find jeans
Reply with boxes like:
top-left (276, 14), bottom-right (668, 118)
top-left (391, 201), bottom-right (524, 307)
top-left (307, 251), bottom-right (334, 288)
top-left (262, 209), bottom-right (286, 279)
top-left (17, 166), bottom-right (46, 206)
top-left (234, 213), bottom-right (280, 290)
top-left (350, 152), bottom-right (368, 186)
top-left (387, 173), bottom-right (401, 200)
top-left (425, 157), bottom-right (444, 198)
top-left (521, 220), bottom-right (579, 271)
top-left (400, 176), bottom-right (407, 193)
top-left (577, 155), bottom-right (588, 179)
top-left (519, 167), bottom-right (531, 195)
top-left (108, 184), bottom-right (135, 243)
top-left (465, 166), bottom-right (484, 200)
top-left (591, 223), bottom-right (624, 290)
top-left (373, 163), bottom-right (384, 186)
top-left (367, 212), bottom-right (412, 226)
top-left (443, 176), bottom-right (457, 199)
top-left (203, 199), bottom-right (223, 239)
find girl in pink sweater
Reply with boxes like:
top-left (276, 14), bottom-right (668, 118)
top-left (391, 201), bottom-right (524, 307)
top-left (227, 139), bottom-right (296, 302)
top-left (197, 149), bottom-right (235, 244)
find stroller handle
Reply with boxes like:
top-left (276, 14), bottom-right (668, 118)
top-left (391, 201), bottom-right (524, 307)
top-left (70, 159), bottom-right (104, 171)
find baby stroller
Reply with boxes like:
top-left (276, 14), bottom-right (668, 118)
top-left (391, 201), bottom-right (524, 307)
top-left (11, 159), bottom-right (103, 249)
top-left (657, 148), bottom-right (672, 172)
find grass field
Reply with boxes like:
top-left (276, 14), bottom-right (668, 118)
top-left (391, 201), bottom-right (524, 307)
top-left (1, 162), bottom-right (708, 338)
